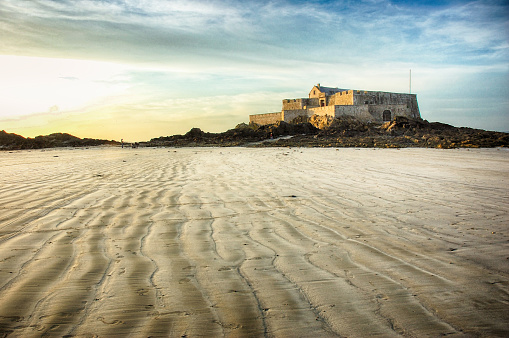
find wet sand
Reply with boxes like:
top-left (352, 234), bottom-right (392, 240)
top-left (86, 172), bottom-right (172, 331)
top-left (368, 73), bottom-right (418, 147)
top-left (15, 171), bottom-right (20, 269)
top-left (0, 147), bottom-right (508, 337)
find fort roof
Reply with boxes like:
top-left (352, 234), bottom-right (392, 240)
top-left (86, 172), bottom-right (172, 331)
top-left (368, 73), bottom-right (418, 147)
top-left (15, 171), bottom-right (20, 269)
top-left (317, 86), bottom-right (344, 94)
top-left (313, 85), bottom-right (350, 95)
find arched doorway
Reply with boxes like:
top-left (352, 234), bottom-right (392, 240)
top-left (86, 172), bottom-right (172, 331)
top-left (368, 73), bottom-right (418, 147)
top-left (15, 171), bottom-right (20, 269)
top-left (383, 110), bottom-right (392, 122)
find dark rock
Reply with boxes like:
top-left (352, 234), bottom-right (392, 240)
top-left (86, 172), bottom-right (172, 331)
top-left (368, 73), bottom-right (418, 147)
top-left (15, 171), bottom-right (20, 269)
top-left (0, 130), bottom-right (118, 150)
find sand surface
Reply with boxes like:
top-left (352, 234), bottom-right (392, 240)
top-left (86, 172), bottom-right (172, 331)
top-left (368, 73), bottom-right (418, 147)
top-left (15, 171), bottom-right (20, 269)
top-left (0, 147), bottom-right (508, 337)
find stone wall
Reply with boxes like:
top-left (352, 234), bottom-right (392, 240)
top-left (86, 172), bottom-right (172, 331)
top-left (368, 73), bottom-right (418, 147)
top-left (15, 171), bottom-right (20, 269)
top-left (309, 105), bottom-right (373, 122)
top-left (282, 109), bottom-right (311, 122)
top-left (329, 90), bottom-right (354, 106)
top-left (308, 98), bottom-right (319, 107)
top-left (310, 105), bottom-right (374, 122)
top-left (368, 104), bottom-right (409, 123)
top-left (308, 106), bottom-right (337, 117)
top-left (407, 96), bottom-right (420, 119)
top-left (334, 105), bottom-right (372, 121)
top-left (282, 99), bottom-right (305, 110)
top-left (249, 112), bottom-right (282, 125)
top-left (352, 91), bottom-right (420, 118)
top-left (282, 98), bottom-right (319, 110)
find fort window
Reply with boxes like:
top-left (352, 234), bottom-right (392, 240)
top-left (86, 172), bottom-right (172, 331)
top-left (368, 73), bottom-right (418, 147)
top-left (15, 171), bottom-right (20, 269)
top-left (383, 110), bottom-right (392, 122)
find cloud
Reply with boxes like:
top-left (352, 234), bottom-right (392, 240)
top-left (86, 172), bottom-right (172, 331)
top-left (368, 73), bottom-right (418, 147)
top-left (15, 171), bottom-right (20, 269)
top-left (0, 0), bottom-right (507, 137)
top-left (58, 76), bottom-right (79, 81)
top-left (0, 0), bottom-right (345, 68)
top-left (2, 0), bottom-right (506, 70)
top-left (413, 1), bottom-right (509, 62)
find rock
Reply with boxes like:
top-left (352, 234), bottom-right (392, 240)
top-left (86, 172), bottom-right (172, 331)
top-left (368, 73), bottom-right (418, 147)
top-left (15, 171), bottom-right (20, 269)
top-left (0, 130), bottom-right (117, 150)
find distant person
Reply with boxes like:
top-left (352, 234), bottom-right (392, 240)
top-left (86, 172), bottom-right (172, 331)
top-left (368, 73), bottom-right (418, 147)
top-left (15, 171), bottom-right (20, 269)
top-left (121, 139), bottom-right (124, 148)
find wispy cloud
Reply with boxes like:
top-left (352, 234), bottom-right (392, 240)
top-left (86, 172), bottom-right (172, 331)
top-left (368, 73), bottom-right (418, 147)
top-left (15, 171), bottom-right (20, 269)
top-left (0, 0), bottom-right (350, 67)
top-left (2, 0), bottom-right (506, 68)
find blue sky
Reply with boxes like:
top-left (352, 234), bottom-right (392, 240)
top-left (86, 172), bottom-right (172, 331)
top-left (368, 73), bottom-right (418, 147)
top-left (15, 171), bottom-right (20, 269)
top-left (0, 0), bottom-right (508, 140)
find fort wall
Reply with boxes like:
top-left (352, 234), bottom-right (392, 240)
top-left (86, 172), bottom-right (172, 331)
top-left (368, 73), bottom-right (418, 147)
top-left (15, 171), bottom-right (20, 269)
top-left (368, 104), bottom-right (408, 122)
top-left (282, 99), bottom-right (305, 110)
top-left (329, 90), bottom-right (354, 106)
top-left (352, 91), bottom-right (420, 118)
top-left (282, 98), bottom-right (319, 110)
top-left (249, 112), bottom-right (282, 125)
top-left (352, 91), bottom-right (415, 105)
top-left (282, 109), bottom-right (311, 122)
top-left (334, 105), bottom-right (372, 121)
top-left (308, 106), bottom-right (336, 117)
top-left (308, 98), bottom-right (319, 107)
top-left (300, 103), bottom-right (413, 123)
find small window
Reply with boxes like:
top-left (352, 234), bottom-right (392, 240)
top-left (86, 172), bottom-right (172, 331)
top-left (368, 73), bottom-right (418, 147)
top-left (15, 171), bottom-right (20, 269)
top-left (364, 100), bottom-right (369, 104)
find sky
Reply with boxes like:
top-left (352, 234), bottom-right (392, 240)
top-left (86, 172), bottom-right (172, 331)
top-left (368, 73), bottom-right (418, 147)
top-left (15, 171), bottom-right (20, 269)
top-left (0, 0), bottom-right (508, 141)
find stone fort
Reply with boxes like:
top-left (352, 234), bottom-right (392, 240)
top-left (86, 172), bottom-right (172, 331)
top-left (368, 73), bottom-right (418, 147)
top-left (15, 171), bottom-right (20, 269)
top-left (249, 84), bottom-right (420, 125)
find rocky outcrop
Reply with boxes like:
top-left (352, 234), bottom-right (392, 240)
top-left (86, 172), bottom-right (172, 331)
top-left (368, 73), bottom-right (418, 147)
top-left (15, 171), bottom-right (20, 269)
top-left (258, 116), bottom-right (509, 148)
top-left (0, 130), bottom-right (118, 150)
top-left (147, 115), bottom-right (508, 148)
top-left (147, 122), bottom-right (319, 147)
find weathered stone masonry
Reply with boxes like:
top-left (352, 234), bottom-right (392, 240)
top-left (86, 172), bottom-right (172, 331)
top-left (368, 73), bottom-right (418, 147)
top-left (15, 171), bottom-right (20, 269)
top-left (250, 84), bottom-right (421, 125)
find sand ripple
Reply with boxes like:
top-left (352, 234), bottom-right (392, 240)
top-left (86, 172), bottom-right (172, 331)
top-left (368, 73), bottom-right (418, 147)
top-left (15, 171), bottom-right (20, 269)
top-left (0, 147), bottom-right (508, 337)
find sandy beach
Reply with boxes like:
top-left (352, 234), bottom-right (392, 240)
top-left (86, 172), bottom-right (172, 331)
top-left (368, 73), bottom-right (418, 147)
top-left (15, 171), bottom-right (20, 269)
top-left (0, 147), bottom-right (507, 337)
